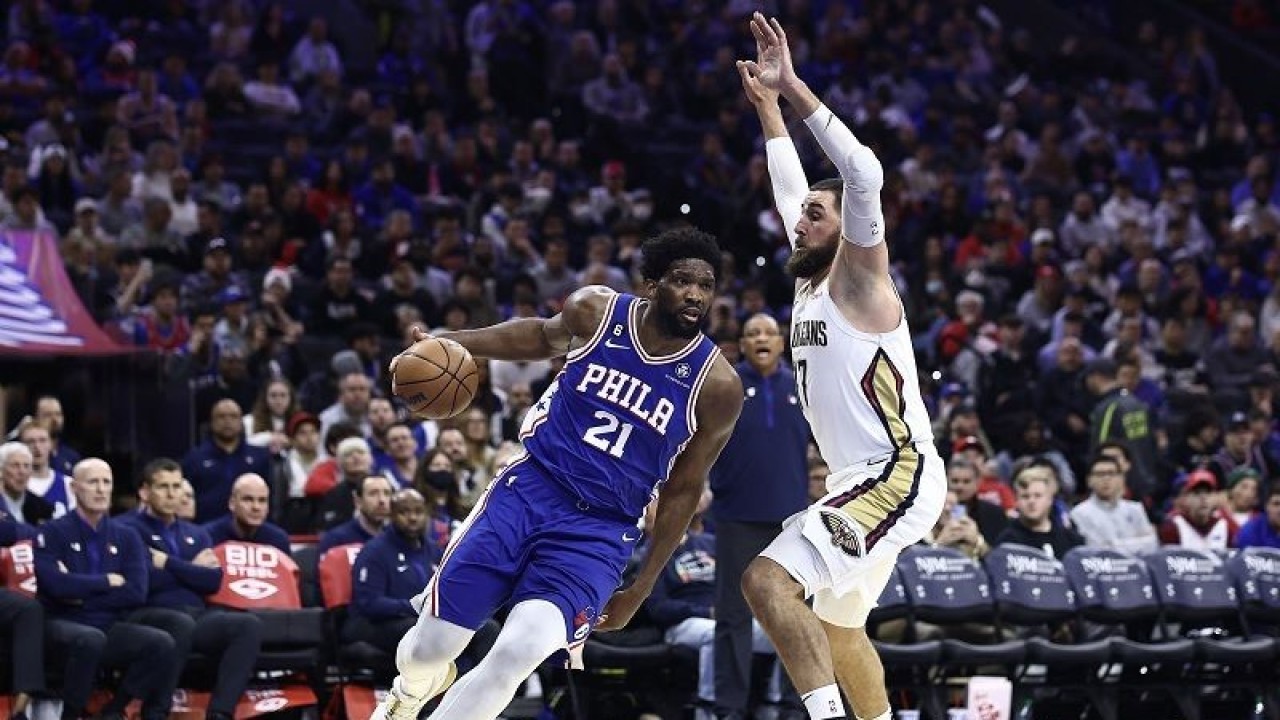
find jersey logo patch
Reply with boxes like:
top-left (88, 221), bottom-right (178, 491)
top-left (675, 363), bottom-right (691, 379)
top-left (818, 509), bottom-right (864, 558)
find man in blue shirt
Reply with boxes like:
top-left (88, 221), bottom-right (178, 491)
top-left (182, 399), bottom-right (273, 522)
top-left (203, 472), bottom-right (292, 554)
top-left (345, 490), bottom-right (498, 675)
top-left (1238, 484), bottom-right (1280, 549)
top-left (708, 314), bottom-right (810, 718)
top-left (34, 458), bottom-right (179, 720)
top-left (345, 488), bottom-right (443, 652)
top-left (318, 474), bottom-right (394, 556)
top-left (120, 459), bottom-right (265, 720)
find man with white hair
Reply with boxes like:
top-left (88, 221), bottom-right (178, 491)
top-left (320, 436), bottom-right (376, 528)
top-left (0, 441), bottom-right (52, 526)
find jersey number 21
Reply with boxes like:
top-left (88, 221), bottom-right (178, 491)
top-left (583, 410), bottom-right (634, 458)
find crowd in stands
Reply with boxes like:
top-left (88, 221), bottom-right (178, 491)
top-left (4, 0), bottom-right (1280, 717)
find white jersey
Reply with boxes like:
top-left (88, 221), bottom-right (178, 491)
top-left (790, 277), bottom-right (933, 470)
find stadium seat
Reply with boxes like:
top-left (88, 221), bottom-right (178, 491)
top-left (1062, 547), bottom-right (1197, 719)
top-left (316, 543), bottom-right (394, 681)
top-left (869, 564), bottom-right (945, 720)
top-left (896, 545), bottom-right (1026, 671)
top-left (1228, 546), bottom-right (1280, 633)
top-left (983, 545), bottom-right (1114, 717)
top-left (0, 540), bottom-right (35, 598)
top-left (206, 542), bottom-right (325, 674)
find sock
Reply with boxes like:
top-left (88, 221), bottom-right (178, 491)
top-left (801, 684), bottom-right (847, 719)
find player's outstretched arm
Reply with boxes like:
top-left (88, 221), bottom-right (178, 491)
top-left (402, 285), bottom-right (614, 362)
top-left (746, 12), bottom-right (888, 278)
top-left (596, 359), bottom-right (744, 631)
top-left (738, 38), bottom-right (807, 250)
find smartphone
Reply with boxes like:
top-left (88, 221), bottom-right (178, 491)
top-left (951, 503), bottom-right (968, 521)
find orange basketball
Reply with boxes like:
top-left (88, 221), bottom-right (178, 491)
top-left (392, 337), bottom-right (479, 419)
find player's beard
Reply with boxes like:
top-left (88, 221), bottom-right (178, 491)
top-left (786, 241), bottom-right (838, 279)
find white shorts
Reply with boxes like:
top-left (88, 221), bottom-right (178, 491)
top-left (760, 445), bottom-right (946, 628)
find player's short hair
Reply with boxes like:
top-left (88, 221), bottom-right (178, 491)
top-left (809, 178), bottom-right (843, 211)
top-left (141, 457), bottom-right (181, 486)
top-left (639, 227), bottom-right (721, 282)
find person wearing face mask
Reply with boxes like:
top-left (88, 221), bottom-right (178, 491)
top-left (414, 450), bottom-right (466, 551)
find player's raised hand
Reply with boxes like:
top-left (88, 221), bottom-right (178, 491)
top-left (748, 12), bottom-right (795, 93)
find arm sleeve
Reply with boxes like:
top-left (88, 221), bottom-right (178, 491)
top-left (800, 104), bottom-right (886, 247)
top-left (765, 137), bottom-right (809, 250)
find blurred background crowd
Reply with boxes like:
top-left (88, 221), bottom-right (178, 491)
top-left (5, 0), bottom-right (1280, 715)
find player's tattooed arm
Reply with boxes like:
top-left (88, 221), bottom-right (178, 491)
top-left (418, 285), bottom-right (615, 362)
top-left (597, 359), bottom-right (744, 631)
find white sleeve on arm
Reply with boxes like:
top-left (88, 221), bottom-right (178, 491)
top-left (765, 137), bottom-right (809, 250)
top-left (801, 103), bottom-right (885, 247)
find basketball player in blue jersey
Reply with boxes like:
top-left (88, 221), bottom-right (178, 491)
top-left (734, 14), bottom-right (947, 720)
top-left (374, 228), bottom-right (744, 720)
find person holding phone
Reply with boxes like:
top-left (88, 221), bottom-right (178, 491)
top-left (930, 491), bottom-right (989, 560)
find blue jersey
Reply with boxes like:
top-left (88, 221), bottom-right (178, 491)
top-left (520, 293), bottom-right (720, 521)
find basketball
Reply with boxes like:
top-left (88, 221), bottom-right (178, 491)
top-left (392, 337), bottom-right (479, 419)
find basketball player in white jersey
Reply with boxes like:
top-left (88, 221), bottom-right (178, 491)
top-left (735, 14), bottom-right (946, 720)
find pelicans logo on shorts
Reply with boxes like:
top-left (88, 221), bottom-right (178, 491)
top-left (818, 509), bottom-right (864, 558)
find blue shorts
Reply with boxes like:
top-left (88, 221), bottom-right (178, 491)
top-left (423, 453), bottom-right (639, 646)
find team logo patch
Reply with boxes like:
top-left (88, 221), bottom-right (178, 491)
top-left (675, 363), bottom-right (691, 379)
top-left (572, 605), bottom-right (596, 641)
top-left (819, 510), bottom-right (864, 557)
top-left (229, 578), bottom-right (280, 600)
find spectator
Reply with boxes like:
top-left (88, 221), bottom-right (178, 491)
top-left (413, 452), bottom-right (465, 551)
top-left (281, 411), bottom-right (322, 501)
top-left (320, 372), bottom-right (374, 440)
top-left (316, 437), bottom-right (376, 528)
top-left (289, 17), bottom-right (342, 84)
top-left (1210, 410), bottom-right (1276, 480)
top-left (995, 469), bottom-right (1084, 559)
top-left (34, 458), bottom-right (180, 720)
top-left (34, 395), bottom-right (80, 474)
top-left (706, 313), bottom-right (808, 717)
top-left (1223, 466), bottom-right (1262, 527)
top-left (308, 257), bottom-right (375, 336)
top-left (181, 399), bottom-right (273, 523)
top-left (243, 59), bottom-right (301, 117)
top-left (929, 490), bottom-right (991, 560)
top-left (379, 421), bottom-right (420, 489)
top-left (1085, 358), bottom-right (1160, 500)
top-left (119, 459), bottom-right (264, 720)
top-left (244, 378), bottom-right (298, 453)
top-left (203, 472), bottom-right (292, 554)
top-left (317, 474), bottom-right (394, 555)
top-left (946, 455), bottom-right (1008, 546)
top-left (644, 491), bottom-right (778, 716)
top-left (0, 441), bottom-right (51, 526)
top-left (19, 419), bottom-right (74, 517)
top-left (344, 488), bottom-right (442, 651)
top-left (1158, 469), bottom-right (1239, 549)
top-left (1237, 483), bottom-right (1280, 549)
top-left (116, 69), bottom-right (178, 144)
top-left (1204, 312), bottom-right (1272, 404)
top-left (1069, 454), bottom-right (1159, 553)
